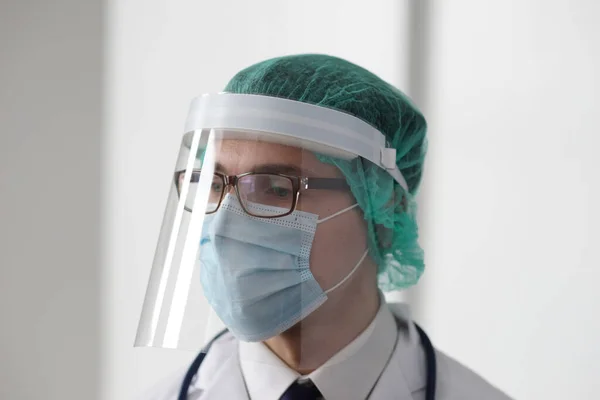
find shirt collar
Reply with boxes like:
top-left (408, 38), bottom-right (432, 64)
top-left (239, 293), bottom-right (398, 400)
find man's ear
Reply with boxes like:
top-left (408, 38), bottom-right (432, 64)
top-left (375, 223), bottom-right (392, 250)
top-left (400, 192), bottom-right (408, 212)
top-left (372, 190), bottom-right (408, 251)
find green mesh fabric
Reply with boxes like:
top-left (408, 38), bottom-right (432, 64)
top-left (225, 54), bottom-right (427, 291)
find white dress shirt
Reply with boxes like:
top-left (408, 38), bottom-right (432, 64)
top-left (239, 297), bottom-right (398, 400)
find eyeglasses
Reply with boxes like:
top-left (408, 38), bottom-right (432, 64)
top-left (174, 170), bottom-right (350, 218)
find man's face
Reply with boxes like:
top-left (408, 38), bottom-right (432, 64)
top-left (213, 138), bottom-right (371, 293)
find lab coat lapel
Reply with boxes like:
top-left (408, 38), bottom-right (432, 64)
top-left (196, 347), bottom-right (249, 400)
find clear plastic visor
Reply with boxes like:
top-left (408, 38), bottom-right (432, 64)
top-left (135, 128), bottom-right (388, 366)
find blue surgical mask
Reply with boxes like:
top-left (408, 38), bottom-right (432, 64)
top-left (199, 194), bottom-right (367, 342)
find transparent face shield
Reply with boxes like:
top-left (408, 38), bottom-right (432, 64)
top-left (135, 94), bottom-right (408, 368)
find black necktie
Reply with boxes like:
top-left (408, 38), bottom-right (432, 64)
top-left (280, 379), bottom-right (323, 400)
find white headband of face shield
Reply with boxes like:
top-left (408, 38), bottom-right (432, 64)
top-left (184, 93), bottom-right (409, 192)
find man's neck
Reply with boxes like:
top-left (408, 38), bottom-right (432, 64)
top-left (264, 288), bottom-right (381, 374)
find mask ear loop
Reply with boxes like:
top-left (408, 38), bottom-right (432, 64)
top-left (324, 249), bottom-right (369, 294)
top-left (315, 202), bottom-right (365, 293)
top-left (316, 203), bottom-right (359, 224)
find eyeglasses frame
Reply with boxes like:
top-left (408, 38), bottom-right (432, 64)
top-left (174, 169), bottom-right (351, 218)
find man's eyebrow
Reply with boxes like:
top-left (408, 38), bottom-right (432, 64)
top-left (252, 163), bottom-right (303, 175)
top-left (214, 162), bottom-right (226, 173)
top-left (212, 163), bottom-right (306, 175)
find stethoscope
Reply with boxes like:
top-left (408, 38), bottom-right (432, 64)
top-left (178, 323), bottom-right (437, 400)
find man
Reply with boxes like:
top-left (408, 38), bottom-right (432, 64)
top-left (138, 54), bottom-right (512, 400)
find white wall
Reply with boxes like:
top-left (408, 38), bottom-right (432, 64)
top-left (103, 1), bottom-right (410, 398)
top-left (0, 0), bottom-right (103, 399)
top-left (417, 1), bottom-right (600, 399)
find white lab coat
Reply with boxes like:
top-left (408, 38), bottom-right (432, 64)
top-left (142, 303), bottom-right (513, 400)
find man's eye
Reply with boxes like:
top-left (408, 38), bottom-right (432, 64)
top-left (266, 186), bottom-right (291, 198)
top-left (211, 183), bottom-right (223, 192)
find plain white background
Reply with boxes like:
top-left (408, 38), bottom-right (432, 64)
top-left (414, 1), bottom-right (600, 399)
top-left (1, 0), bottom-right (599, 399)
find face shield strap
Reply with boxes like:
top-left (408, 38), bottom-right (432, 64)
top-left (380, 148), bottom-right (409, 192)
top-left (185, 93), bottom-right (409, 192)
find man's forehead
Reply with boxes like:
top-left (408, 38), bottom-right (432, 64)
top-left (218, 138), bottom-right (305, 154)
top-left (213, 139), bottom-right (328, 175)
top-left (216, 139), bottom-right (309, 164)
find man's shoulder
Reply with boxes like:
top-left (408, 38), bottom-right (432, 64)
top-left (137, 332), bottom-right (238, 400)
top-left (435, 350), bottom-right (513, 400)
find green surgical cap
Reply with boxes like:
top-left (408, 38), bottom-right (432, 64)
top-left (225, 54), bottom-right (427, 291)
